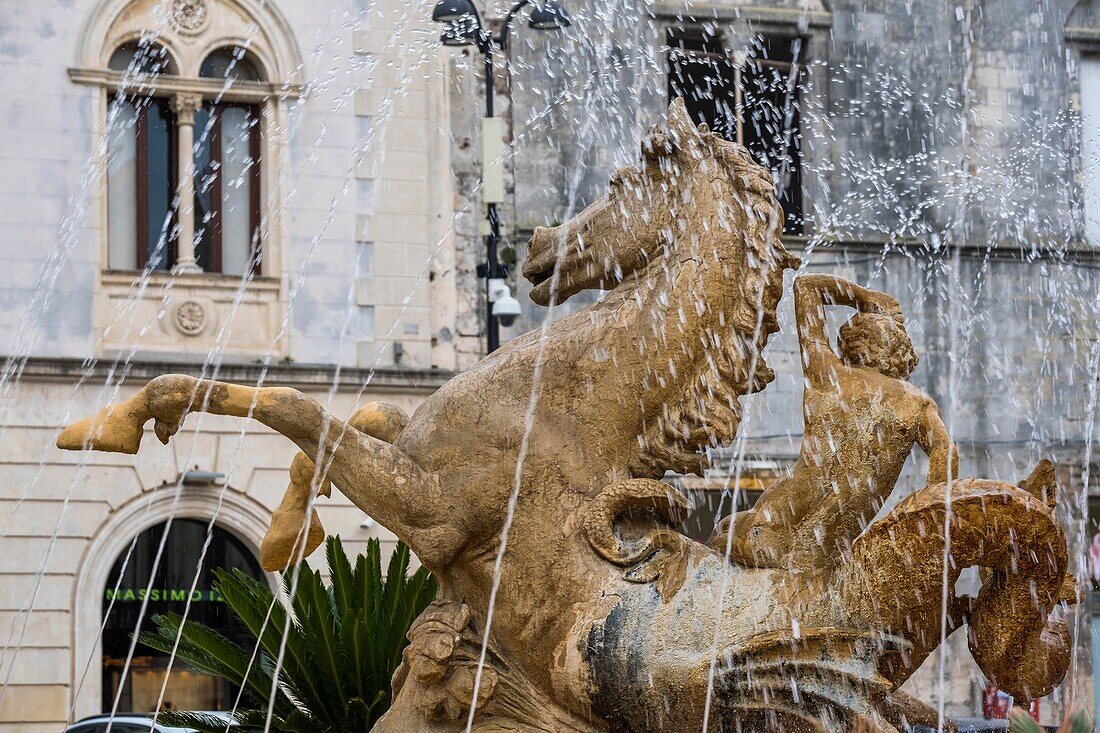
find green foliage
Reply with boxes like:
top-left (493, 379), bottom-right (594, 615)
top-left (1008, 709), bottom-right (1044, 733)
top-left (1008, 707), bottom-right (1093, 733)
top-left (139, 537), bottom-right (436, 733)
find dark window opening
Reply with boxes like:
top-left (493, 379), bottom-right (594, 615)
top-left (108, 41), bottom-right (178, 76)
top-left (667, 29), bottom-right (805, 234)
top-left (199, 47), bottom-right (266, 83)
top-left (667, 26), bottom-right (738, 142)
top-left (101, 519), bottom-right (265, 713)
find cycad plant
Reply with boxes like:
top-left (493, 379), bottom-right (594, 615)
top-left (139, 536), bottom-right (436, 732)
top-left (1009, 707), bottom-right (1092, 733)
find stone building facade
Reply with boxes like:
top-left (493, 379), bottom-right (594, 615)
top-left (0, 0), bottom-right (474, 728)
top-left (445, 0), bottom-right (1100, 724)
top-left (1, 0), bottom-right (1098, 729)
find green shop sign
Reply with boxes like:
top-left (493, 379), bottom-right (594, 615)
top-left (105, 587), bottom-right (224, 602)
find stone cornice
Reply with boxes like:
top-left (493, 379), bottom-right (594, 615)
top-left (8, 356), bottom-right (456, 394)
top-left (649, 2), bottom-right (833, 29)
top-left (782, 235), bottom-right (1100, 266)
top-left (1066, 26), bottom-right (1100, 46)
top-left (514, 227), bottom-right (1100, 266)
top-left (67, 67), bottom-right (306, 102)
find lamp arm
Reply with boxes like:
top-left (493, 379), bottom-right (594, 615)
top-left (465, 3), bottom-right (495, 54)
top-left (466, 0), bottom-right (486, 26)
top-left (497, 0), bottom-right (531, 48)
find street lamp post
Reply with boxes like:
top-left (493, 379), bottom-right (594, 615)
top-left (433, 0), bottom-right (571, 353)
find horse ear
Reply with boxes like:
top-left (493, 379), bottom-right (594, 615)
top-left (641, 123), bottom-right (672, 165)
top-left (641, 99), bottom-right (705, 167)
top-left (667, 98), bottom-right (700, 142)
top-left (665, 98), bottom-right (704, 163)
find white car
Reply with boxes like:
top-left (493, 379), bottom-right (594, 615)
top-left (64, 712), bottom-right (247, 733)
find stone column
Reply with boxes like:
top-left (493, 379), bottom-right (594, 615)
top-left (170, 93), bottom-right (203, 274)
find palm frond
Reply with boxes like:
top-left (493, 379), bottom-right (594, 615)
top-left (327, 535), bottom-right (355, 615)
top-left (216, 565), bottom-right (339, 727)
top-left (139, 612), bottom-right (276, 710)
top-left (1010, 708), bottom-right (1094, 733)
top-left (293, 564), bottom-right (345, 715)
top-left (1060, 709), bottom-right (1094, 733)
top-left (146, 537), bottom-right (435, 732)
top-left (155, 710), bottom-right (248, 732)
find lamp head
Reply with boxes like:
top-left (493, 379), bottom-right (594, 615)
top-left (432, 0), bottom-right (479, 22)
top-left (528, 1), bottom-right (571, 30)
top-left (441, 17), bottom-right (479, 47)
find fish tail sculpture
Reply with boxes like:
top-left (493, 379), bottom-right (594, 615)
top-left (839, 474), bottom-right (1071, 700)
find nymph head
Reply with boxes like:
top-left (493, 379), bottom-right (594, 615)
top-left (837, 313), bottom-right (919, 380)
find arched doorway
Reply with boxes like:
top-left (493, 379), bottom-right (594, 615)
top-left (101, 518), bottom-right (265, 713)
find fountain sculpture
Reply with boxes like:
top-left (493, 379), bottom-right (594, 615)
top-left (58, 100), bottom-right (1075, 732)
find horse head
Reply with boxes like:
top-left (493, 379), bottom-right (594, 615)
top-left (524, 99), bottom-right (799, 475)
top-left (523, 98), bottom-right (799, 310)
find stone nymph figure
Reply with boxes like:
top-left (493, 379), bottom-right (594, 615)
top-left (59, 101), bottom-right (1074, 732)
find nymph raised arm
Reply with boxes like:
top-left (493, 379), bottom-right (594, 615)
top-left (794, 274), bottom-right (902, 378)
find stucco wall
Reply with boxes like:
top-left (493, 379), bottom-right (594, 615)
top-left (0, 0), bottom-right (458, 371)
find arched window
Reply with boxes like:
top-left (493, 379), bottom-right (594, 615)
top-left (103, 40), bottom-right (266, 275)
top-left (105, 40), bottom-right (179, 271)
top-left (108, 39), bottom-right (178, 76)
top-left (101, 518), bottom-right (265, 712)
top-left (199, 46), bottom-right (264, 82)
top-left (106, 94), bottom-right (177, 271)
top-left (72, 0), bottom-right (308, 286)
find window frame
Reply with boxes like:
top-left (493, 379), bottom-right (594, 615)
top-left (1066, 23), bottom-right (1100, 247)
top-left (666, 27), bottom-right (808, 235)
top-left (100, 41), bottom-right (271, 276)
top-left (132, 95), bottom-right (178, 270)
top-left (195, 100), bottom-right (263, 276)
top-left (106, 92), bottom-right (180, 272)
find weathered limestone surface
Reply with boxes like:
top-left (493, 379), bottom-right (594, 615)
top-left (59, 102), bottom-right (1078, 732)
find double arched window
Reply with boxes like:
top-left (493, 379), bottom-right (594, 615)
top-left (104, 39), bottom-right (265, 276)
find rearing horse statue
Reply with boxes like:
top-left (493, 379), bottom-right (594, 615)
top-left (59, 100), bottom-right (1072, 732)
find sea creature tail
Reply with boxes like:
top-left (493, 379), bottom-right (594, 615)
top-left (841, 476), bottom-right (1069, 700)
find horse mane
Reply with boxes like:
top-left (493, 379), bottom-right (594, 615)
top-left (630, 124), bottom-right (798, 477)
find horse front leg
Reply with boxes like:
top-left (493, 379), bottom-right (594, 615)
top-left (259, 402), bottom-right (411, 571)
top-left (57, 375), bottom-right (442, 560)
top-left (259, 451), bottom-right (328, 572)
top-left (57, 374), bottom-right (327, 452)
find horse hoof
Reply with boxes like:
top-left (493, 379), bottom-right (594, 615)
top-left (57, 405), bottom-right (145, 454)
top-left (260, 508), bottom-right (325, 571)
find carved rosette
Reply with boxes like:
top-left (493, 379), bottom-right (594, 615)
top-left (169, 0), bottom-right (210, 36)
top-left (173, 300), bottom-right (207, 336)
